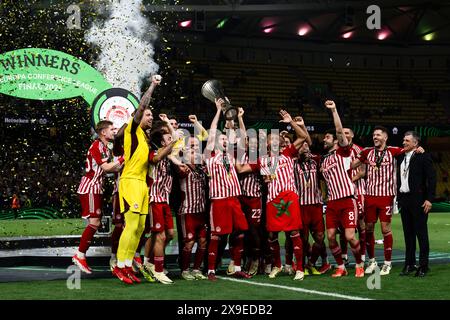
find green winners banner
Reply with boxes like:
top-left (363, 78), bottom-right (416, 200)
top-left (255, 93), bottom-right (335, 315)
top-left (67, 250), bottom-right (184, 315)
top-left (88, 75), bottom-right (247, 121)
top-left (0, 48), bottom-right (138, 127)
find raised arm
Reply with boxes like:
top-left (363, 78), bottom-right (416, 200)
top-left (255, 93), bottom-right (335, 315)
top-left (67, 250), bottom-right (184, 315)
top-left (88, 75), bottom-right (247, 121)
top-left (133, 75), bottom-right (161, 125)
top-left (206, 98), bottom-right (224, 151)
top-left (237, 107), bottom-right (246, 150)
top-left (150, 141), bottom-right (177, 164)
top-left (188, 115), bottom-right (209, 141)
top-left (294, 116), bottom-right (312, 146)
top-left (159, 113), bottom-right (177, 139)
top-left (158, 113), bottom-right (185, 165)
top-left (325, 100), bottom-right (348, 147)
top-left (279, 109), bottom-right (306, 149)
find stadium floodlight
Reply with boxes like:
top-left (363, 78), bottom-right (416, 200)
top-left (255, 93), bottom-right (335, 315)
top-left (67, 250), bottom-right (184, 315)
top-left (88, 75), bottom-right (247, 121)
top-left (424, 33), bottom-right (434, 41)
top-left (217, 18), bottom-right (228, 29)
top-left (179, 20), bottom-right (192, 28)
top-left (377, 31), bottom-right (389, 40)
top-left (343, 31), bottom-right (353, 39)
top-left (298, 26), bottom-right (310, 36)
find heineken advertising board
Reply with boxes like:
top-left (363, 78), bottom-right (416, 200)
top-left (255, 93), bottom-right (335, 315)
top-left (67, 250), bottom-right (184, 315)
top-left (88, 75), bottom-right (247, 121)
top-left (0, 48), bottom-right (138, 128)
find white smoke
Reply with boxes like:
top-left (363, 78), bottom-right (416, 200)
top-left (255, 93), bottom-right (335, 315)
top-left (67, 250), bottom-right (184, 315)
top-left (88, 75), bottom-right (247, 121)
top-left (85, 0), bottom-right (159, 98)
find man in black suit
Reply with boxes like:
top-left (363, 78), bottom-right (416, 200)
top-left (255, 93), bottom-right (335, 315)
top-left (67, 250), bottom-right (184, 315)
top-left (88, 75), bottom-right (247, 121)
top-left (397, 131), bottom-right (436, 277)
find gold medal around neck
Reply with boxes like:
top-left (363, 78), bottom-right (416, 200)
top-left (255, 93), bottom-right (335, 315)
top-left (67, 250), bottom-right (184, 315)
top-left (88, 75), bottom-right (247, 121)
top-left (306, 181), bottom-right (311, 188)
top-left (374, 166), bottom-right (379, 171)
top-left (271, 174), bottom-right (277, 180)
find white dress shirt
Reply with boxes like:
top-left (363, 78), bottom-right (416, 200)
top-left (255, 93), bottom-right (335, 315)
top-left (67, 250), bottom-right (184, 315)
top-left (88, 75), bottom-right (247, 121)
top-left (399, 151), bottom-right (414, 193)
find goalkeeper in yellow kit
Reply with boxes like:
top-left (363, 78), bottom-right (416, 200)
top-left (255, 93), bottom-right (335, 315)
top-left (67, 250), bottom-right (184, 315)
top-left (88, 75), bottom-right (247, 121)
top-left (112, 74), bottom-right (161, 284)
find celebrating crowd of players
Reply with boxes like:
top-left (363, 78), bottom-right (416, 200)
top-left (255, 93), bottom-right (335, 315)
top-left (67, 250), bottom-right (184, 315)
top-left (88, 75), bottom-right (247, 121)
top-left (71, 75), bottom-right (423, 284)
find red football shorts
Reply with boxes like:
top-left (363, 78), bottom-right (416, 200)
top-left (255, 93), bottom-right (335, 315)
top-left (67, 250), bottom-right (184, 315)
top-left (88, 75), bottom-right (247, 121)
top-left (239, 196), bottom-right (262, 227)
top-left (301, 204), bottom-right (325, 234)
top-left (210, 197), bottom-right (248, 235)
top-left (79, 193), bottom-right (103, 219)
top-left (365, 195), bottom-right (394, 223)
top-left (266, 191), bottom-right (302, 232)
top-left (179, 212), bottom-right (208, 242)
top-left (112, 192), bottom-right (124, 225)
top-left (150, 202), bottom-right (174, 232)
top-left (325, 197), bottom-right (358, 230)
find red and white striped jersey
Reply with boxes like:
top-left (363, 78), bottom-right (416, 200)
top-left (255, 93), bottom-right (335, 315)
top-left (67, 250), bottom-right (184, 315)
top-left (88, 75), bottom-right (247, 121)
top-left (349, 143), bottom-right (366, 196)
top-left (294, 154), bottom-right (323, 205)
top-left (320, 146), bottom-right (355, 201)
top-left (206, 151), bottom-right (241, 199)
top-left (148, 150), bottom-right (173, 203)
top-left (77, 139), bottom-right (111, 195)
top-left (239, 153), bottom-right (262, 198)
top-left (251, 144), bottom-right (298, 203)
top-left (357, 146), bottom-right (403, 197)
top-left (178, 165), bottom-right (207, 214)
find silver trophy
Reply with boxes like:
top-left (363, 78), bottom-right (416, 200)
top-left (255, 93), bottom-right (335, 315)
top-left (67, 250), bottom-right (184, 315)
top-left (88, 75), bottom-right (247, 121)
top-left (201, 80), bottom-right (238, 121)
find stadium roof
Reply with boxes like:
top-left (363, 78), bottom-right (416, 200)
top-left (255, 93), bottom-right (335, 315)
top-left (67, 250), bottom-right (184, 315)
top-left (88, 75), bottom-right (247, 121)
top-left (146, 0), bottom-right (450, 46)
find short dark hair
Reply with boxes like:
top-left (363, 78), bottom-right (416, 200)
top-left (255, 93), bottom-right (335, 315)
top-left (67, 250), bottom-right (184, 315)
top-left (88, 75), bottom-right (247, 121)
top-left (324, 129), bottom-right (337, 140)
top-left (283, 134), bottom-right (293, 143)
top-left (373, 125), bottom-right (388, 135)
top-left (150, 122), bottom-right (170, 147)
top-left (344, 127), bottom-right (354, 135)
top-left (404, 130), bottom-right (421, 143)
top-left (95, 120), bottom-right (113, 135)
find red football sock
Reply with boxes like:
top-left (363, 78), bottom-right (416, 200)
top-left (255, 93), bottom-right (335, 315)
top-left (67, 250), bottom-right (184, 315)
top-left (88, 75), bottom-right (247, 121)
top-left (181, 246), bottom-right (192, 271)
top-left (208, 237), bottom-right (220, 271)
top-left (329, 243), bottom-right (344, 266)
top-left (383, 232), bottom-right (393, 262)
top-left (233, 234), bottom-right (244, 267)
top-left (340, 236), bottom-right (348, 255)
top-left (154, 256), bottom-right (164, 273)
top-left (268, 239), bottom-right (281, 268)
top-left (111, 226), bottom-right (123, 255)
top-left (194, 247), bottom-right (206, 270)
top-left (290, 234), bottom-right (304, 272)
top-left (359, 229), bottom-right (366, 257)
top-left (366, 230), bottom-right (375, 259)
top-left (78, 224), bottom-right (98, 254)
top-left (350, 240), bottom-right (362, 264)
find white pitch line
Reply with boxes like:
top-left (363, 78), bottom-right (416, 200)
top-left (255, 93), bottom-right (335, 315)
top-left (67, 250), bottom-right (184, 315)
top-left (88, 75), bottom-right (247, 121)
top-left (217, 276), bottom-right (372, 300)
top-left (3, 266), bottom-right (110, 272)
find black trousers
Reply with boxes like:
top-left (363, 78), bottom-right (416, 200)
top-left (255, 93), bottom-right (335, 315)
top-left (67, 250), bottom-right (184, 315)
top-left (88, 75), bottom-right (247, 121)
top-left (398, 193), bottom-right (429, 268)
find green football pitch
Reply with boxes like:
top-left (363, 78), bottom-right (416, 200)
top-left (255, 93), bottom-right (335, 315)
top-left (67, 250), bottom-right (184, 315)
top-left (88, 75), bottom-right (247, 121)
top-left (0, 213), bottom-right (449, 300)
